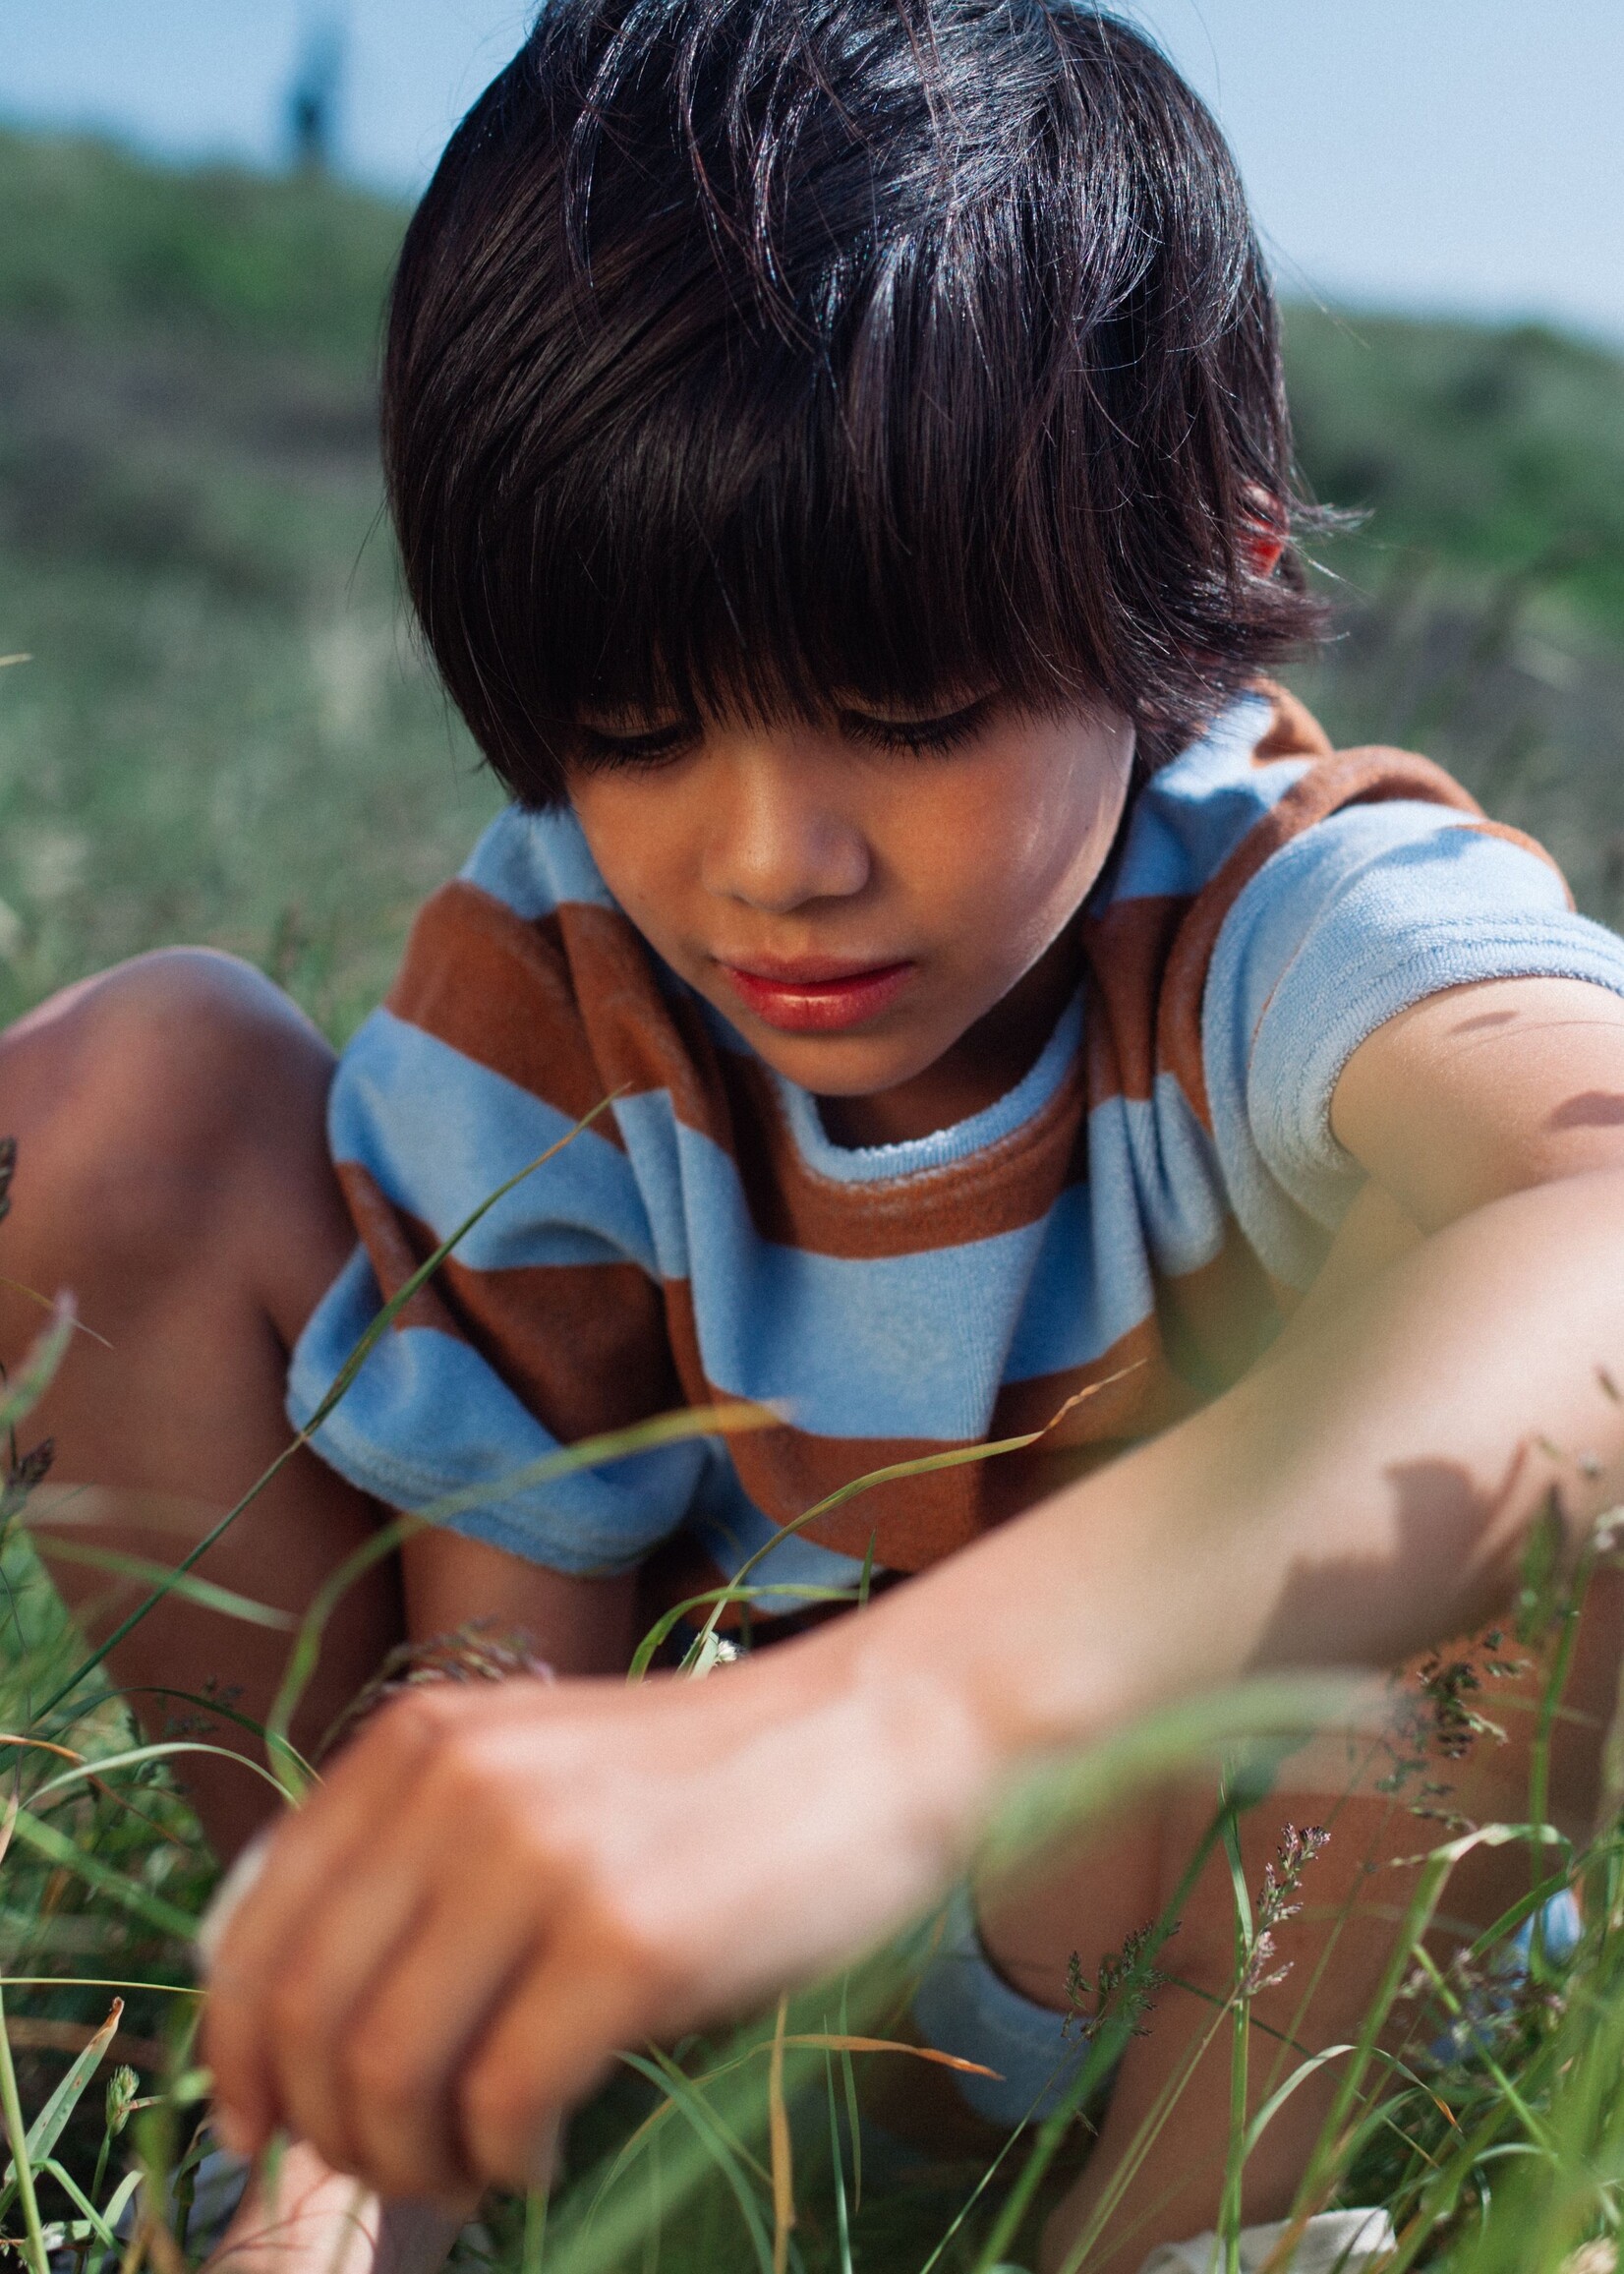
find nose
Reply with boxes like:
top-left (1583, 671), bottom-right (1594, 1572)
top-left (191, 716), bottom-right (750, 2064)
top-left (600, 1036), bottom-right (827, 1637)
top-left (699, 740), bottom-right (870, 913)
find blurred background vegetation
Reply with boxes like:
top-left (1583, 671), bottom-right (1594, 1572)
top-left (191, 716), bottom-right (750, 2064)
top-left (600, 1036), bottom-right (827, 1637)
top-left (1, 125), bottom-right (1622, 1042)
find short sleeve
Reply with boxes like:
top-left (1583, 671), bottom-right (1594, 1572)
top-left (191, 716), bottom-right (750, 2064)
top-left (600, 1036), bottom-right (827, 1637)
top-left (1202, 802), bottom-right (1624, 1286)
top-left (286, 890), bottom-right (707, 1575)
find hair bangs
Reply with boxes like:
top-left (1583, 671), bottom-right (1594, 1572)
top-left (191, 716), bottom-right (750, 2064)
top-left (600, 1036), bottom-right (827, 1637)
top-left (384, 0), bottom-right (1329, 805)
top-left (517, 276), bottom-right (1120, 741)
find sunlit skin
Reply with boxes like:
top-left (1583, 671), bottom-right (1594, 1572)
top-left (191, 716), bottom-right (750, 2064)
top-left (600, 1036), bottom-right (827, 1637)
top-left (564, 694), bottom-right (1135, 1145)
top-left (11, 700), bottom-right (1624, 2271)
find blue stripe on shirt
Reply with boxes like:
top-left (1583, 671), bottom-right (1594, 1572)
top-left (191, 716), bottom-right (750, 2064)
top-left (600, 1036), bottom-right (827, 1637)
top-left (1108, 695), bottom-right (1308, 904)
top-left (459, 802), bottom-right (618, 921)
top-left (286, 1247), bottom-right (707, 1568)
top-left (1205, 805), bottom-right (1624, 1280)
top-left (333, 1010), bottom-right (658, 1275)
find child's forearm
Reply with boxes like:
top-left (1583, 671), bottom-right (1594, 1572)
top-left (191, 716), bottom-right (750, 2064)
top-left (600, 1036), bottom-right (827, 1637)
top-left (850, 1163), bottom-right (1624, 1783)
top-left (400, 1526), bottom-right (638, 1674)
top-left (205, 1166), bottom-right (1624, 2200)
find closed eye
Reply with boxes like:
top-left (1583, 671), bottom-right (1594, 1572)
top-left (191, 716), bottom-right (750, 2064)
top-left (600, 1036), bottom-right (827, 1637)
top-left (570, 720), bottom-right (702, 773)
top-left (837, 696), bottom-right (998, 756)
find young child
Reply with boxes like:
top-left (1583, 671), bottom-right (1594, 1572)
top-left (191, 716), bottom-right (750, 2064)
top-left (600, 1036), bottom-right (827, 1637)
top-left (9, 3), bottom-right (1624, 2269)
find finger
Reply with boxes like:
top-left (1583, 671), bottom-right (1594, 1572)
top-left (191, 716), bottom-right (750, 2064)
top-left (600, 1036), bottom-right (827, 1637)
top-left (329, 1882), bottom-right (546, 2198)
top-left (196, 1828), bottom-right (271, 1975)
top-left (459, 1942), bottom-right (668, 2189)
top-left (205, 1694), bottom-right (445, 2148)
top-left (257, 1828), bottom-right (437, 2176)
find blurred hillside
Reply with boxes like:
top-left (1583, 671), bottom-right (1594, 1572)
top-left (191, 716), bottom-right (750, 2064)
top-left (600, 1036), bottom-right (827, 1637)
top-left (1, 127), bottom-right (1622, 1035)
top-left (0, 130), bottom-right (496, 1039)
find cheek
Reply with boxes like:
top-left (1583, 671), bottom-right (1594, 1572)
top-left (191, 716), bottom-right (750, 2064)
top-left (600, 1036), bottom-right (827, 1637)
top-left (955, 757), bottom-right (1127, 935)
top-left (568, 787), bottom-right (687, 935)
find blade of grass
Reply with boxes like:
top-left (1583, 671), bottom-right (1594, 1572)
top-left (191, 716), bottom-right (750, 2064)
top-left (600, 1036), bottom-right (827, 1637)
top-left (40, 2157), bottom-right (117, 2248)
top-left (24, 1538), bottom-right (297, 1630)
top-left (671, 1376), bottom-right (1138, 1674)
top-left (28, 1738), bottom-right (290, 1806)
top-left (628, 1585), bottom-right (856, 1682)
top-left (0, 2002), bottom-right (122, 2225)
top-left (262, 1400), bottom-right (780, 1788)
top-left (915, 2117), bottom-right (1034, 2274)
top-left (522, 2186), bottom-right (549, 2274)
top-left (617, 2052), bottom-right (775, 2274)
top-left (1220, 1798), bottom-right (1251, 2274)
top-left (1293, 1819), bottom-right (1567, 2228)
top-left (8, 1806), bottom-right (199, 1941)
top-left (981, 1674), bottom-right (1370, 1883)
top-left (838, 1981), bottom-right (860, 2214)
top-left (0, 1302), bottom-right (75, 1444)
top-left (976, 1798), bottom-right (1236, 2274)
top-left (19, 2002), bottom-right (122, 2177)
top-left (821, 2046), bottom-right (852, 2274)
top-left (0, 1278), bottom-right (110, 1351)
top-left (0, 1980), bottom-right (200, 2001)
top-left (553, 1958), bottom-right (917, 2274)
top-left (1242, 2042), bottom-right (1359, 2162)
top-left (768, 1996), bottom-right (793, 2274)
top-left (46, 1684), bottom-right (316, 1789)
top-left (0, 1972), bottom-right (50, 2274)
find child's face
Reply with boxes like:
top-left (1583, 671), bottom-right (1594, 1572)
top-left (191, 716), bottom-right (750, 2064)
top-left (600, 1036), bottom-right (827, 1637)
top-left (564, 696), bottom-right (1134, 1101)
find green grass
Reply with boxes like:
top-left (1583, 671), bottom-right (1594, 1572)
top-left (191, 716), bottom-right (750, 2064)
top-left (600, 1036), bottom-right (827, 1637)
top-left (0, 1327), bottom-right (1619, 2274)
top-left (2, 122), bottom-right (1624, 2274)
top-left (0, 128), bottom-right (499, 1043)
top-left (1285, 305), bottom-right (1624, 631)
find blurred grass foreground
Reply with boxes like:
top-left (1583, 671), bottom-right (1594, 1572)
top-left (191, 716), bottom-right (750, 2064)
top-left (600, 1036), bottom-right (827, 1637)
top-left (3, 123), bottom-right (1624, 2274)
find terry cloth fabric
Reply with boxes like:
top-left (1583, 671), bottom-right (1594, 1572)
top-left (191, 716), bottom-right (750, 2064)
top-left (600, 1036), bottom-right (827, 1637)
top-left (909, 1883), bottom-right (1108, 2128)
top-left (287, 686), bottom-right (1624, 1609)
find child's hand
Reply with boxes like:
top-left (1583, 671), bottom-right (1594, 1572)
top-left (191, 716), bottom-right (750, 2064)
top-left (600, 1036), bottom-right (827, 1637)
top-left (202, 1643), bottom-right (991, 2200)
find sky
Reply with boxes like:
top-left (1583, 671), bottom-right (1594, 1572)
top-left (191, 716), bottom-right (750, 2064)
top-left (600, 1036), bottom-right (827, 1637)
top-left (4, 0), bottom-right (1622, 345)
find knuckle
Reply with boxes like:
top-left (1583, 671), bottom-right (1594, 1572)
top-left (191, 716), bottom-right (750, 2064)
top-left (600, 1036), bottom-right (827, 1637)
top-left (593, 1890), bottom-right (695, 1991)
top-left (344, 2029), bottom-right (427, 2122)
top-left (371, 1686), bottom-right (451, 1751)
top-left (266, 1970), bottom-right (328, 2058)
top-left (428, 1727), bottom-right (524, 1821)
top-left (358, 1684), bottom-right (466, 1775)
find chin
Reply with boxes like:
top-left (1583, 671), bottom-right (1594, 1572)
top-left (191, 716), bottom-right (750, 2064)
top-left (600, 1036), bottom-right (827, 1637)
top-left (755, 1035), bottom-right (938, 1095)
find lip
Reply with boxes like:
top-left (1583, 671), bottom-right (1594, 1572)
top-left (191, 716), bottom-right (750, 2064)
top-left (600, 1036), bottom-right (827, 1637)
top-left (717, 958), bottom-right (916, 1033)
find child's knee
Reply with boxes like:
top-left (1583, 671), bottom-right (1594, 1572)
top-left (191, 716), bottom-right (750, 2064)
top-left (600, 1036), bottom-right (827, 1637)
top-left (0, 949), bottom-right (340, 1295)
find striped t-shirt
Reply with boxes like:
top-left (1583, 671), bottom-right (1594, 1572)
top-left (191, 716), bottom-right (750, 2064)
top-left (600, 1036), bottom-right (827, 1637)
top-left (288, 687), bottom-right (1624, 1617)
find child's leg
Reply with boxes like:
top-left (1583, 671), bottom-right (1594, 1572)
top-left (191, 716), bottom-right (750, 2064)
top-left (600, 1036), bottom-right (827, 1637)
top-left (967, 1596), bottom-right (1623, 2274)
top-left (1009, 1777), bottom-right (1432, 2272)
top-left (0, 961), bottom-right (637, 2266)
top-left (0, 949), bottom-right (400, 1856)
top-left (0, 955), bottom-right (438, 2270)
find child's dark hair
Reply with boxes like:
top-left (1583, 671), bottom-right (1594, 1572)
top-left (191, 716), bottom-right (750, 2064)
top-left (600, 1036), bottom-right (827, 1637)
top-left (383, 0), bottom-right (1326, 805)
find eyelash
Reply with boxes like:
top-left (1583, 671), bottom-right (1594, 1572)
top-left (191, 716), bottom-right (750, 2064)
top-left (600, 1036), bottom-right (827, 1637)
top-left (571, 725), bottom-right (700, 774)
top-left (838, 700), bottom-right (993, 756)
top-left (571, 699), bottom-right (994, 772)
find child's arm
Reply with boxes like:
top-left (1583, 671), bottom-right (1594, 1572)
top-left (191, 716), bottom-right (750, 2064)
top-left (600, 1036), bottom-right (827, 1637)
top-left (206, 974), bottom-right (1624, 2199)
top-left (401, 1528), bottom-right (638, 1677)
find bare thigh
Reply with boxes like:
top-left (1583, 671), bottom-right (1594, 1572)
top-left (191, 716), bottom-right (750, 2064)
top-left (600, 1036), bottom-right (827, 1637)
top-left (0, 950), bottom-right (401, 1859)
top-left (981, 1581), bottom-right (1624, 2269)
